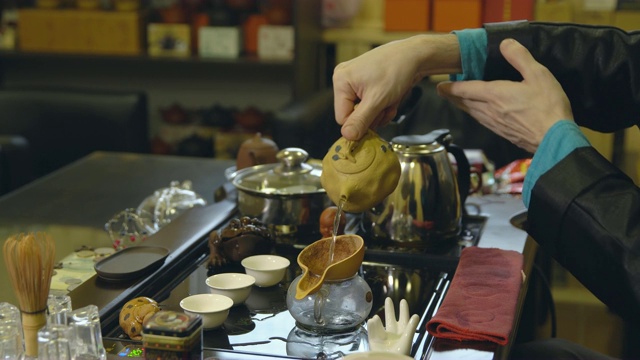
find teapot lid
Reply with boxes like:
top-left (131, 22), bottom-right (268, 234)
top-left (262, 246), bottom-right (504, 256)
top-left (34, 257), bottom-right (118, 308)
top-left (232, 148), bottom-right (324, 196)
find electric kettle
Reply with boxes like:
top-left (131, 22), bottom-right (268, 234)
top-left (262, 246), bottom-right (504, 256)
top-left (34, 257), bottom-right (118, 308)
top-left (363, 129), bottom-right (471, 246)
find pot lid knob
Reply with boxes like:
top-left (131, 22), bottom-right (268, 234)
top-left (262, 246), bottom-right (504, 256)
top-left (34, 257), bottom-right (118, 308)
top-left (274, 148), bottom-right (312, 175)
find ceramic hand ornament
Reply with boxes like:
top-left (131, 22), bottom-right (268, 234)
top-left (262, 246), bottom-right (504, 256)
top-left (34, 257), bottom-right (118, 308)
top-left (367, 297), bottom-right (420, 356)
top-left (321, 130), bottom-right (400, 213)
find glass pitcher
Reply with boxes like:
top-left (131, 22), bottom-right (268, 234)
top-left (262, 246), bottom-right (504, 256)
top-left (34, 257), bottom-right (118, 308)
top-left (286, 234), bottom-right (372, 333)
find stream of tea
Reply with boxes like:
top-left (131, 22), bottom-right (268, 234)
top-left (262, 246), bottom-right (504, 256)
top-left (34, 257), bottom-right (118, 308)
top-left (327, 196), bottom-right (346, 266)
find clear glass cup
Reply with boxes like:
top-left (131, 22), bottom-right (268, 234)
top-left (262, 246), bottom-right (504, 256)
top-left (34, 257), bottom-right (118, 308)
top-left (0, 302), bottom-right (23, 357)
top-left (47, 295), bottom-right (72, 326)
top-left (104, 208), bottom-right (156, 250)
top-left (152, 180), bottom-right (207, 228)
top-left (37, 323), bottom-right (73, 360)
top-left (0, 324), bottom-right (23, 360)
top-left (67, 305), bottom-right (106, 360)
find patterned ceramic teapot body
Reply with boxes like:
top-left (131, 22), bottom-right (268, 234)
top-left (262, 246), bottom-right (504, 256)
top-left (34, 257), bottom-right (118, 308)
top-left (320, 130), bottom-right (400, 213)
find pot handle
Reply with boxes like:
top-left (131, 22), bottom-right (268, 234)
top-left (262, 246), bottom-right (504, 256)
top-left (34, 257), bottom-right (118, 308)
top-left (446, 143), bottom-right (471, 207)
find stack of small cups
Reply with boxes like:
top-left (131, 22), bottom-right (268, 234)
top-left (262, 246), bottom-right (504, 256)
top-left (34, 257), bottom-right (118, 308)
top-left (38, 295), bottom-right (107, 360)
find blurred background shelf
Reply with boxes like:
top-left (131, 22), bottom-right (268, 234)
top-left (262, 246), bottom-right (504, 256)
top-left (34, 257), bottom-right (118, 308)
top-left (0, 49), bottom-right (293, 67)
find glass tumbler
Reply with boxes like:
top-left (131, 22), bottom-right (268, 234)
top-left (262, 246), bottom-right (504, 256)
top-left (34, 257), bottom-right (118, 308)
top-left (105, 207), bottom-right (157, 250)
top-left (47, 295), bottom-right (72, 325)
top-left (37, 323), bottom-right (73, 360)
top-left (68, 305), bottom-right (106, 360)
top-left (0, 302), bottom-right (23, 358)
top-left (0, 324), bottom-right (23, 360)
top-left (152, 180), bottom-right (207, 228)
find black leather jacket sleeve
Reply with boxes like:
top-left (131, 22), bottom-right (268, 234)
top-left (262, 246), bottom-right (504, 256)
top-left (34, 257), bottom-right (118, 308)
top-left (483, 21), bottom-right (640, 324)
top-left (528, 147), bottom-right (640, 324)
top-left (483, 21), bottom-right (640, 132)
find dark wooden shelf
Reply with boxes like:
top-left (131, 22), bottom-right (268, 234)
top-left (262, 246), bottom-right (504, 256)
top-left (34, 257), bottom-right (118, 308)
top-left (0, 0), bottom-right (322, 99)
top-left (0, 48), bottom-right (296, 85)
top-left (0, 49), bottom-right (292, 67)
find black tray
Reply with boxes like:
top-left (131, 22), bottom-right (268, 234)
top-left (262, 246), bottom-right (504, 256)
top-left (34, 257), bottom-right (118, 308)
top-left (94, 246), bottom-right (170, 282)
top-left (103, 214), bottom-right (487, 359)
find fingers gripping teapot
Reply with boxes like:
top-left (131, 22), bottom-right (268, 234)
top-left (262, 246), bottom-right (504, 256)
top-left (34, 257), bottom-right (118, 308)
top-left (364, 129), bottom-right (471, 246)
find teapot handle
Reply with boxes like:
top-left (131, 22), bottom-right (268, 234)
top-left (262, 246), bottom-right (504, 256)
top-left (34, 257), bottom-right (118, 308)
top-left (445, 143), bottom-right (471, 207)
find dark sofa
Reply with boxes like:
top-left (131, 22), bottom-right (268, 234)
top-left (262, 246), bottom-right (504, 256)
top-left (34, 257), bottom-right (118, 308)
top-left (0, 87), bottom-right (149, 195)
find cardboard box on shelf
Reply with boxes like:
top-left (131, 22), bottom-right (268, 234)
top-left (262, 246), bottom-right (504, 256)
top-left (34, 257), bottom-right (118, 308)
top-left (432, 0), bottom-right (481, 33)
top-left (199, 26), bottom-right (242, 58)
top-left (534, 0), bottom-right (574, 22)
top-left (614, 10), bottom-right (640, 30)
top-left (257, 25), bottom-right (294, 60)
top-left (351, 0), bottom-right (384, 29)
top-left (18, 9), bottom-right (143, 55)
top-left (483, 0), bottom-right (535, 23)
top-left (147, 23), bottom-right (191, 58)
top-left (573, 10), bottom-right (615, 25)
top-left (583, 0), bottom-right (617, 11)
top-left (384, 0), bottom-right (430, 31)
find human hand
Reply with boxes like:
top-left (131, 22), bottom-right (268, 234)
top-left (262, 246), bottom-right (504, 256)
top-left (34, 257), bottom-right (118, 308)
top-left (333, 34), bottom-right (461, 140)
top-left (437, 38), bottom-right (574, 153)
top-left (367, 297), bottom-right (420, 355)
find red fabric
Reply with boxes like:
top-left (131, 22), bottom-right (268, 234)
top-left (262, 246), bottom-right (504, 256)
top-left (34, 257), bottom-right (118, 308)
top-left (426, 246), bottom-right (524, 345)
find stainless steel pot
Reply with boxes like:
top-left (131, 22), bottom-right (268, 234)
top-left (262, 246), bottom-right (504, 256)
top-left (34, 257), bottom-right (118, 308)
top-left (231, 148), bottom-right (332, 241)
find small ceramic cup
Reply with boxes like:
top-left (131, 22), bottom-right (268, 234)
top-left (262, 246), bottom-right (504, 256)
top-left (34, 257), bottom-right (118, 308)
top-left (206, 273), bottom-right (255, 306)
top-left (241, 255), bottom-right (290, 287)
top-left (179, 294), bottom-right (233, 330)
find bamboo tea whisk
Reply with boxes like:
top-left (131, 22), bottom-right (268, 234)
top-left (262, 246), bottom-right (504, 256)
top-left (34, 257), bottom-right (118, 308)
top-left (3, 232), bottom-right (56, 357)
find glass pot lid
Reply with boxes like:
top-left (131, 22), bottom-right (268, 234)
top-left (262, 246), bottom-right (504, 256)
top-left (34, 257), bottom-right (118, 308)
top-left (232, 148), bottom-right (324, 196)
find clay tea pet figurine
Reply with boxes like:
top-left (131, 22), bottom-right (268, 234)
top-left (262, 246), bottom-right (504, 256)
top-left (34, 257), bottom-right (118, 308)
top-left (119, 297), bottom-right (161, 340)
top-left (208, 216), bottom-right (273, 267)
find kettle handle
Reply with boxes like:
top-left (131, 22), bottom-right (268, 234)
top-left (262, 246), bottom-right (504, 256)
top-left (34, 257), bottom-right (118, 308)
top-left (445, 143), bottom-right (471, 207)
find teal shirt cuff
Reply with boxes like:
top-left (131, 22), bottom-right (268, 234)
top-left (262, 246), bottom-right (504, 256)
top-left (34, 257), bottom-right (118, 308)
top-left (451, 28), bottom-right (487, 81)
top-left (523, 120), bottom-right (591, 208)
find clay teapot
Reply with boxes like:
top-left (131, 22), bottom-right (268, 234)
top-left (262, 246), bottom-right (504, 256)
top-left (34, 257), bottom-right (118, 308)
top-left (236, 133), bottom-right (279, 170)
top-left (321, 130), bottom-right (401, 213)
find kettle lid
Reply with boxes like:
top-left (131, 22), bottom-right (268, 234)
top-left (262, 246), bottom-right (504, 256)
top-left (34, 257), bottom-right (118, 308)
top-left (391, 129), bottom-right (451, 153)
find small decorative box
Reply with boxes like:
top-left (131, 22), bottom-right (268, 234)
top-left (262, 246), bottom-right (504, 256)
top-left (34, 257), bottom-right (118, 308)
top-left (147, 23), bottom-right (191, 58)
top-left (199, 26), bottom-right (242, 59)
top-left (257, 25), bottom-right (294, 60)
top-left (142, 310), bottom-right (202, 360)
